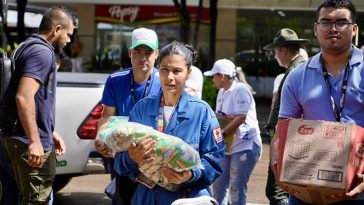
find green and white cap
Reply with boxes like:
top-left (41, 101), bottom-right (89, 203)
top-left (130, 27), bottom-right (158, 50)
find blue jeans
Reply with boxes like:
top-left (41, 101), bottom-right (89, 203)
top-left (213, 143), bottom-right (261, 205)
top-left (289, 195), bottom-right (364, 205)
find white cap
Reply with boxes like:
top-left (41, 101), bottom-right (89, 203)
top-left (130, 27), bottom-right (158, 50)
top-left (203, 59), bottom-right (236, 77)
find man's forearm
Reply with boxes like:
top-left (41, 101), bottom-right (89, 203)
top-left (223, 115), bottom-right (245, 135)
top-left (97, 116), bottom-right (109, 131)
top-left (96, 105), bottom-right (117, 132)
top-left (16, 95), bottom-right (40, 142)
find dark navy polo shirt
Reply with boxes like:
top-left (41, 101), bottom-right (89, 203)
top-left (11, 34), bottom-right (57, 151)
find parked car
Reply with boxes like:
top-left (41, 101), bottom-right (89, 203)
top-left (53, 72), bottom-right (108, 192)
top-left (232, 49), bottom-right (283, 77)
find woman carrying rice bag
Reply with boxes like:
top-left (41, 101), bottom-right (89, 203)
top-left (114, 41), bottom-right (225, 205)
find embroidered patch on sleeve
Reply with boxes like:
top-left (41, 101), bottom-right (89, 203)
top-left (213, 128), bottom-right (223, 144)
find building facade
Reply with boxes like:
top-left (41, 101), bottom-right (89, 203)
top-left (7, 0), bottom-right (364, 74)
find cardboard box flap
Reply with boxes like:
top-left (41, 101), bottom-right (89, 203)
top-left (347, 124), bottom-right (364, 190)
top-left (280, 182), bottom-right (346, 205)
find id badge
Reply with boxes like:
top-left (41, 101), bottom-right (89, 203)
top-left (136, 173), bottom-right (156, 189)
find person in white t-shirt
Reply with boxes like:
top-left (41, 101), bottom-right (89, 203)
top-left (271, 73), bottom-right (284, 110)
top-left (235, 66), bottom-right (256, 95)
top-left (204, 59), bottom-right (262, 205)
top-left (299, 48), bottom-right (309, 61)
top-left (185, 65), bottom-right (203, 99)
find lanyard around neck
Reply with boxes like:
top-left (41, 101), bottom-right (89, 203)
top-left (157, 95), bottom-right (180, 133)
top-left (130, 71), bottom-right (151, 105)
top-left (320, 55), bottom-right (350, 122)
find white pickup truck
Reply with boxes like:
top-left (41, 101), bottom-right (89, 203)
top-left (53, 72), bottom-right (109, 192)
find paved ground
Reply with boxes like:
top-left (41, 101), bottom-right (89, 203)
top-left (56, 98), bottom-right (273, 205)
top-left (246, 98), bottom-right (271, 204)
top-left (246, 140), bottom-right (270, 204)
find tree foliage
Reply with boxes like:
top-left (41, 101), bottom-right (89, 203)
top-left (17, 0), bottom-right (27, 43)
top-left (172, 0), bottom-right (218, 67)
top-left (172, 0), bottom-right (190, 43)
top-left (209, 0), bottom-right (217, 67)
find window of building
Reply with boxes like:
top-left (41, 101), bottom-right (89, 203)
top-left (94, 4), bottom-right (210, 72)
top-left (236, 9), bottom-right (317, 77)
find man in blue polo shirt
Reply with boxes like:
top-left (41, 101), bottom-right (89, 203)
top-left (95, 27), bottom-right (162, 205)
top-left (0, 6), bottom-right (77, 205)
top-left (272, 0), bottom-right (364, 204)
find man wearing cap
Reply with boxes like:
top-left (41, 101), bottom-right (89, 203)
top-left (95, 27), bottom-right (162, 205)
top-left (204, 59), bottom-right (262, 205)
top-left (263, 28), bottom-right (309, 205)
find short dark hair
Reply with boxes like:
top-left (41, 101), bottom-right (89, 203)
top-left (39, 6), bottom-right (78, 32)
top-left (282, 44), bottom-right (300, 54)
top-left (316, 0), bottom-right (356, 22)
top-left (158, 41), bottom-right (198, 69)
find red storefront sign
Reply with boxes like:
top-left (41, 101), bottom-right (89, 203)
top-left (95, 4), bottom-right (210, 24)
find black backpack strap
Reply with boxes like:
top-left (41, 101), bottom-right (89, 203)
top-left (14, 37), bottom-right (53, 54)
top-left (12, 38), bottom-right (55, 67)
top-left (12, 38), bottom-right (56, 86)
top-left (3, 39), bottom-right (55, 131)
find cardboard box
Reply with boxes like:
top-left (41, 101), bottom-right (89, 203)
top-left (216, 113), bottom-right (234, 151)
top-left (276, 119), bottom-right (364, 205)
top-left (216, 113), bottom-right (233, 128)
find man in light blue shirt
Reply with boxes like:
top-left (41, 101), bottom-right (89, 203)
top-left (276, 0), bottom-right (364, 204)
top-left (280, 45), bottom-right (364, 127)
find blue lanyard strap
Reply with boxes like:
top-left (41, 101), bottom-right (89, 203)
top-left (130, 71), bottom-right (151, 105)
top-left (320, 55), bottom-right (351, 122)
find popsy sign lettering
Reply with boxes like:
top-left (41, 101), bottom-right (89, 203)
top-left (109, 6), bottom-right (140, 22)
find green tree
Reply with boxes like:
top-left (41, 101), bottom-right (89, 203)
top-left (209, 0), bottom-right (218, 67)
top-left (173, 0), bottom-right (191, 43)
top-left (17, 0), bottom-right (27, 43)
top-left (173, 0), bottom-right (217, 67)
top-left (192, 0), bottom-right (203, 49)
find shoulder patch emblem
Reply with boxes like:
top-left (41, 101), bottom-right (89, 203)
top-left (213, 128), bottom-right (223, 144)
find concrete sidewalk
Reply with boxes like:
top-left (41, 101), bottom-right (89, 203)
top-left (246, 98), bottom-right (271, 204)
top-left (246, 140), bottom-right (270, 204)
